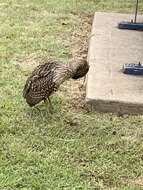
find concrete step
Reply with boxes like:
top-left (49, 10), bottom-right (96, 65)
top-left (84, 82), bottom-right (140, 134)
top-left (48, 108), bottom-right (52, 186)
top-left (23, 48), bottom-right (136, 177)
top-left (86, 12), bottom-right (143, 115)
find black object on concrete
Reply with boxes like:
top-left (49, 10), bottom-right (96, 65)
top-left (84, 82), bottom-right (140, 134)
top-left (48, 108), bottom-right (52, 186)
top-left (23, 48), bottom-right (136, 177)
top-left (122, 62), bottom-right (143, 75)
top-left (118, 0), bottom-right (143, 31)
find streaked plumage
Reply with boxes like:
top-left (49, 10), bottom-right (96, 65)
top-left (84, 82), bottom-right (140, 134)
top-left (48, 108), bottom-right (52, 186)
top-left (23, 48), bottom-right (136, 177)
top-left (23, 59), bottom-right (89, 107)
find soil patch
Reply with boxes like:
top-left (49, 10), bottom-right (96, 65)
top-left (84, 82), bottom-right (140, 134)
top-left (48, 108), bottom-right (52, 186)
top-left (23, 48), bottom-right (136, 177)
top-left (60, 14), bottom-right (92, 111)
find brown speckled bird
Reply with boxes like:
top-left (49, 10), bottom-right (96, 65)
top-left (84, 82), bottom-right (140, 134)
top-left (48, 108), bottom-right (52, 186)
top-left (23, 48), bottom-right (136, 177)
top-left (23, 58), bottom-right (89, 107)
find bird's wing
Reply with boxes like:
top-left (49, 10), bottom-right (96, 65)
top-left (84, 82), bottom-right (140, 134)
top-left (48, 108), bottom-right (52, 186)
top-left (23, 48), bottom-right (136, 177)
top-left (30, 59), bottom-right (61, 79)
top-left (23, 61), bottom-right (57, 98)
top-left (23, 79), bottom-right (32, 98)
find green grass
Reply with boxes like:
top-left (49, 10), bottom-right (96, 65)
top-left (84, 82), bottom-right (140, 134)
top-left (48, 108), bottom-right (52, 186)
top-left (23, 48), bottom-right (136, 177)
top-left (0, 0), bottom-right (143, 189)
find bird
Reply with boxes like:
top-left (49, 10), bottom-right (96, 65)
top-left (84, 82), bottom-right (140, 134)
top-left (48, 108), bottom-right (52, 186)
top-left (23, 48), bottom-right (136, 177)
top-left (23, 58), bottom-right (89, 107)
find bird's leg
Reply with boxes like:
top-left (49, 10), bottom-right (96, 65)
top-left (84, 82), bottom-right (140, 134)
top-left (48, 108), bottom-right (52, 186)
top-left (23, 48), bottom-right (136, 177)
top-left (44, 97), bottom-right (53, 114)
top-left (48, 97), bottom-right (53, 113)
top-left (48, 97), bottom-right (53, 108)
top-left (44, 98), bottom-right (48, 105)
top-left (79, 76), bottom-right (86, 90)
top-left (44, 98), bottom-right (53, 113)
top-left (83, 76), bottom-right (86, 86)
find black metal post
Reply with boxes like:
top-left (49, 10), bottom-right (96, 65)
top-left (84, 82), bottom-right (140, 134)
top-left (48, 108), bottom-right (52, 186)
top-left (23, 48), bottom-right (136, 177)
top-left (118, 0), bottom-right (143, 30)
top-left (134, 0), bottom-right (139, 23)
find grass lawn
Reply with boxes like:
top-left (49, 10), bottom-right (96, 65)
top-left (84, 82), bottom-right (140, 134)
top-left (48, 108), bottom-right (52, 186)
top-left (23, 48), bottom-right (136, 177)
top-left (0, 0), bottom-right (143, 189)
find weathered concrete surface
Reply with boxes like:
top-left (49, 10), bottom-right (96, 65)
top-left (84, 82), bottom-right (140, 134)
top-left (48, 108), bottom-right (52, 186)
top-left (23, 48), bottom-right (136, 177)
top-left (86, 12), bottom-right (143, 114)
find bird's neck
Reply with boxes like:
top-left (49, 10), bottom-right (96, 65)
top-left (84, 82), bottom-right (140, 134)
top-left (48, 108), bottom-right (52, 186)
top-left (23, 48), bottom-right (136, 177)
top-left (53, 64), bottom-right (73, 85)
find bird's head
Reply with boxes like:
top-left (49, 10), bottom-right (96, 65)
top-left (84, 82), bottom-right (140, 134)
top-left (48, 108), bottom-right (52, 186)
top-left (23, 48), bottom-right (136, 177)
top-left (71, 58), bottom-right (89, 80)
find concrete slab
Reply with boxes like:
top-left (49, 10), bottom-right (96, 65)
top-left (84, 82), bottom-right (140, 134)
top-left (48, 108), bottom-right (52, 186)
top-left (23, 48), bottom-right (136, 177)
top-left (86, 12), bottom-right (143, 115)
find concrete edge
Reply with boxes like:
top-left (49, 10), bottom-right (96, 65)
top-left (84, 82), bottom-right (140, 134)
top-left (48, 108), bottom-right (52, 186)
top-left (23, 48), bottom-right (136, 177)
top-left (86, 97), bottom-right (143, 115)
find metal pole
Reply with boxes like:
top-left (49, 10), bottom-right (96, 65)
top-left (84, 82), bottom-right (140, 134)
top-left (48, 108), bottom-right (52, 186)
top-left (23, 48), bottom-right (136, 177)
top-left (134, 0), bottom-right (139, 23)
